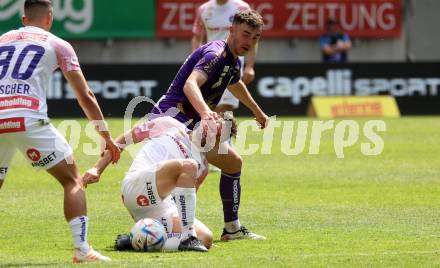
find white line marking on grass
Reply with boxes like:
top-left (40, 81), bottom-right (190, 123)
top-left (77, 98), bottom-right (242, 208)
top-left (300, 250), bottom-right (440, 258)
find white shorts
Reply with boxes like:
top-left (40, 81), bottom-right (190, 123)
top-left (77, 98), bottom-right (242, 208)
top-left (121, 165), bottom-right (178, 234)
top-left (218, 89), bottom-right (239, 109)
top-left (0, 117), bottom-right (72, 181)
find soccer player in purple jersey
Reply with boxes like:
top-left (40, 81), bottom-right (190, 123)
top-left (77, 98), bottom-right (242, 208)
top-left (150, 10), bottom-right (268, 240)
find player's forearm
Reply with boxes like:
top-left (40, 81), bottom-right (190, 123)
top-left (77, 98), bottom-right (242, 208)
top-left (191, 35), bottom-right (203, 51)
top-left (323, 46), bottom-right (336, 55)
top-left (94, 151), bottom-right (112, 175)
top-left (230, 82), bottom-right (263, 115)
top-left (184, 81), bottom-right (211, 114)
top-left (341, 41), bottom-right (352, 51)
top-left (76, 92), bottom-right (112, 141)
top-left (92, 131), bottom-right (131, 175)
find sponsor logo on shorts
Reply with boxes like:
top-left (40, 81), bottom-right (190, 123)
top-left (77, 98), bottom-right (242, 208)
top-left (30, 152), bottom-right (57, 167)
top-left (146, 182), bottom-right (157, 205)
top-left (26, 148), bottom-right (41, 162)
top-left (0, 167), bottom-right (8, 175)
top-left (0, 117), bottom-right (25, 134)
top-left (0, 96), bottom-right (39, 111)
top-left (136, 195), bottom-right (149, 207)
top-left (160, 217), bottom-right (169, 233)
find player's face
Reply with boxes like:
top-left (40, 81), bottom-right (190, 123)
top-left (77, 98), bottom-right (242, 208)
top-left (230, 23), bottom-right (262, 56)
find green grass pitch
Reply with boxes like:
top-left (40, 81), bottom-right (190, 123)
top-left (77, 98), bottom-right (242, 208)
top-left (1, 117), bottom-right (440, 267)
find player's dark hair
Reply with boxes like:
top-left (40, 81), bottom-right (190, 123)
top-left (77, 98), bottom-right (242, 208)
top-left (327, 18), bottom-right (338, 26)
top-left (232, 10), bottom-right (264, 29)
top-left (24, 0), bottom-right (52, 20)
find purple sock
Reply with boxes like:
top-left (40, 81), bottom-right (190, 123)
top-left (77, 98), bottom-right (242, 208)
top-left (220, 172), bottom-right (241, 222)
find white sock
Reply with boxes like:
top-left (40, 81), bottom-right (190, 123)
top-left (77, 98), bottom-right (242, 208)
top-left (225, 219), bottom-right (241, 233)
top-left (174, 187), bottom-right (197, 239)
top-left (69, 216), bottom-right (90, 253)
top-left (227, 137), bottom-right (233, 147)
top-left (162, 233), bottom-right (181, 251)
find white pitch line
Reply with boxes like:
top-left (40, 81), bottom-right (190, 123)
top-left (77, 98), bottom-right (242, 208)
top-left (299, 250), bottom-right (440, 258)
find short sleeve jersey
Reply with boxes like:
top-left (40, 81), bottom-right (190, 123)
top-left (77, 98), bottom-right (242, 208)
top-left (0, 26), bottom-right (80, 119)
top-left (152, 40), bottom-right (241, 126)
top-left (129, 117), bottom-right (208, 180)
top-left (193, 0), bottom-right (250, 42)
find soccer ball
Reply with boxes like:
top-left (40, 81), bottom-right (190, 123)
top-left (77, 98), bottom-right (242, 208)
top-left (129, 218), bottom-right (167, 252)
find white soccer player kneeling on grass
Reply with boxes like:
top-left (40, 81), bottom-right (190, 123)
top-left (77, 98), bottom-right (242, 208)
top-left (83, 115), bottom-right (237, 252)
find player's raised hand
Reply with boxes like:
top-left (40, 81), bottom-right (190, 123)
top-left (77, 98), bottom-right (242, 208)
top-left (242, 66), bottom-right (255, 85)
top-left (255, 111), bottom-right (269, 129)
top-left (104, 138), bottom-right (121, 164)
top-left (200, 110), bottom-right (219, 121)
top-left (82, 167), bottom-right (100, 186)
top-left (199, 110), bottom-right (219, 146)
top-left (200, 110), bottom-right (219, 132)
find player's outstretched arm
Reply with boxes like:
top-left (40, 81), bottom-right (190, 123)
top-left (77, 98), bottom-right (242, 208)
top-left (184, 71), bottom-right (218, 121)
top-left (82, 126), bottom-right (140, 186)
top-left (64, 70), bottom-right (120, 163)
top-left (83, 117), bottom-right (186, 185)
top-left (228, 80), bottom-right (269, 128)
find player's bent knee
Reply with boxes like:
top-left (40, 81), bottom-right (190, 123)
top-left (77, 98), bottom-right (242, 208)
top-left (64, 176), bottom-right (84, 191)
top-left (181, 159), bottom-right (198, 178)
top-left (230, 153), bottom-right (243, 171)
top-left (198, 229), bottom-right (213, 249)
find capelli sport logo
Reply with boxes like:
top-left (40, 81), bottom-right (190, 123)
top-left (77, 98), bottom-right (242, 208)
top-left (258, 69), bottom-right (440, 105)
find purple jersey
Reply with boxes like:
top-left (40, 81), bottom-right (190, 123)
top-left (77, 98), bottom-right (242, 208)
top-left (150, 40), bottom-right (241, 129)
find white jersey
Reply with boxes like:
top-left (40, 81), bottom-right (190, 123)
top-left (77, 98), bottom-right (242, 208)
top-left (193, 0), bottom-right (250, 42)
top-left (121, 117), bottom-right (208, 226)
top-left (128, 117), bottom-right (208, 181)
top-left (0, 26), bottom-right (80, 120)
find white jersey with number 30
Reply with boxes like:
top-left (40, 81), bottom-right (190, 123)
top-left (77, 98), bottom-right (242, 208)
top-left (0, 26), bottom-right (80, 120)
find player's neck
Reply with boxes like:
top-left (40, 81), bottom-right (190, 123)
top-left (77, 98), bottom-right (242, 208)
top-left (216, 0), bottom-right (228, 6)
top-left (226, 38), bottom-right (239, 59)
top-left (23, 22), bottom-right (49, 32)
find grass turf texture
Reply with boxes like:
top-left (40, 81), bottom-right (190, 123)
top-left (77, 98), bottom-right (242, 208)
top-left (0, 117), bottom-right (440, 267)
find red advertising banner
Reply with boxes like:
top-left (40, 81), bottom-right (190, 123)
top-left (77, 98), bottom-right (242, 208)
top-left (156, 0), bottom-right (401, 38)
